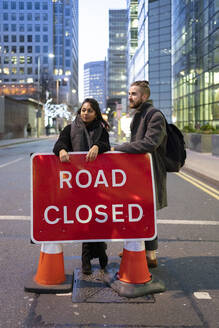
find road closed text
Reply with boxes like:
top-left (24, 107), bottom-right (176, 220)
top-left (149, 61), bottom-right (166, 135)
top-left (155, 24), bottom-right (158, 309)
top-left (43, 169), bottom-right (144, 225)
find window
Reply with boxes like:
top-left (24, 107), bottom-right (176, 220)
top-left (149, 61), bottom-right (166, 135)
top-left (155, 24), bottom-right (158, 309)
top-left (43, 25), bottom-right (48, 32)
top-left (27, 24), bottom-right (32, 32)
top-left (27, 46), bottom-right (32, 53)
top-left (3, 35), bottom-right (8, 42)
top-left (11, 2), bottom-right (16, 9)
top-left (19, 35), bottom-right (25, 42)
top-left (35, 35), bottom-right (40, 42)
top-left (43, 2), bottom-right (48, 10)
top-left (4, 57), bottom-right (9, 64)
top-left (3, 13), bottom-right (8, 20)
top-left (12, 68), bottom-right (17, 74)
top-left (35, 46), bottom-right (40, 53)
top-left (4, 46), bottom-right (9, 53)
top-left (3, 24), bottom-right (9, 32)
top-left (27, 35), bottom-right (32, 42)
top-left (27, 57), bottom-right (32, 64)
top-left (35, 2), bottom-right (40, 10)
top-left (11, 24), bottom-right (17, 32)
top-left (19, 2), bottom-right (24, 10)
top-left (65, 59), bottom-right (70, 67)
top-left (11, 35), bottom-right (17, 42)
top-left (19, 46), bottom-right (25, 53)
top-left (43, 14), bottom-right (48, 21)
top-left (27, 67), bottom-right (33, 74)
top-left (43, 57), bottom-right (48, 64)
top-left (11, 46), bottom-right (17, 54)
top-left (35, 14), bottom-right (40, 21)
top-left (27, 13), bottom-right (32, 21)
top-left (3, 1), bottom-right (8, 9)
top-left (19, 13), bottom-right (25, 21)
top-left (19, 24), bottom-right (25, 32)
top-left (43, 46), bottom-right (48, 52)
top-left (35, 25), bottom-right (40, 32)
top-left (27, 2), bottom-right (32, 9)
top-left (43, 35), bottom-right (48, 42)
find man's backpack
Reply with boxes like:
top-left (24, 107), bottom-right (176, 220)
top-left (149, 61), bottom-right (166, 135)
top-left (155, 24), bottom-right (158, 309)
top-left (146, 108), bottom-right (186, 172)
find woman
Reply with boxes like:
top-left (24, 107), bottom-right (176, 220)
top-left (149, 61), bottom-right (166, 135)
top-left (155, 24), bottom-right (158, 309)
top-left (53, 98), bottom-right (110, 275)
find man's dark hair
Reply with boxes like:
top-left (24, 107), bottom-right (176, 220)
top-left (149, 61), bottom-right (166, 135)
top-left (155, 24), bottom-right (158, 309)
top-left (131, 80), bottom-right (150, 98)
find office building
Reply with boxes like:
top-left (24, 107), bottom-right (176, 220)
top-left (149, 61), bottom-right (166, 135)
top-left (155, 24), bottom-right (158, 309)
top-left (84, 61), bottom-right (107, 111)
top-left (128, 0), bottom-right (172, 122)
top-left (0, 0), bottom-right (78, 107)
top-left (172, 0), bottom-right (219, 128)
top-left (107, 9), bottom-right (128, 111)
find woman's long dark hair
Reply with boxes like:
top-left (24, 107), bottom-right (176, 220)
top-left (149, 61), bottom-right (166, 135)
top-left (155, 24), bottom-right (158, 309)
top-left (77, 98), bottom-right (110, 129)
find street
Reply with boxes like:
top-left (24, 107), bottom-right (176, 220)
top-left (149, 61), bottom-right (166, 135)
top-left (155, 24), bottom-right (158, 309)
top-left (0, 137), bottom-right (219, 328)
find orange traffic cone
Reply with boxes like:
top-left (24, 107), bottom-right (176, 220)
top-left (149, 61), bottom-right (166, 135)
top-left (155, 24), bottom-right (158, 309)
top-left (118, 240), bottom-right (151, 284)
top-left (104, 240), bottom-right (165, 298)
top-left (24, 243), bottom-right (73, 294)
top-left (34, 243), bottom-right (65, 285)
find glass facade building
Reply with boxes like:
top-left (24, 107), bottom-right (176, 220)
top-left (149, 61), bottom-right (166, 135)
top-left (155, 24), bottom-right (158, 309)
top-left (127, 0), bottom-right (138, 60)
top-left (0, 0), bottom-right (78, 107)
top-left (84, 61), bottom-right (107, 111)
top-left (172, 0), bottom-right (219, 128)
top-left (129, 0), bottom-right (172, 122)
top-left (108, 9), bottom-right (128, 109)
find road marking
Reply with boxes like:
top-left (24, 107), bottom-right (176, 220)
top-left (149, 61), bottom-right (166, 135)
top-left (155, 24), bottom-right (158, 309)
top-left (176, 172), bottom-right (219, 200)
top-left (157, 219), bottom-right (219, 225)
top-left (0, 216), bottom-right (30, 220)
top-left (0, 216), bottom-right (218, 226)
top-left (193, 292), bottom-right (212, 300)
top-left (179, 171), bottom-right (219, 195)
top-left (0, 157), bottom-right (24, 169)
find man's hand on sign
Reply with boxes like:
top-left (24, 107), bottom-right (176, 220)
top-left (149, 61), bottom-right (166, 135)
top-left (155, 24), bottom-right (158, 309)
top-left (86, 145), bottom-right (99, 162)
top-left (111, 147), bottom-right (115, 151)
top-left (59, 149), bottom-right (70, 162)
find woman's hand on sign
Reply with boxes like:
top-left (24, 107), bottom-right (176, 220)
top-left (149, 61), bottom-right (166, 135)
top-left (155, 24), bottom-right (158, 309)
top-left (59, 149), bottom-right (70, 162)
top-left (86, 145), bottom-right (99, 162)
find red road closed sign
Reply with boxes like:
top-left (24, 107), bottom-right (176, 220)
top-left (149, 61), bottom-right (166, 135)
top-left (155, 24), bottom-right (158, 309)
top-left (31, 153), bottom-right (156, 243)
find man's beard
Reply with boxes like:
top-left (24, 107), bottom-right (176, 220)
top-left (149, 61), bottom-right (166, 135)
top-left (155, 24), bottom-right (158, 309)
top-left (129, 99), bottom-right (143, 109)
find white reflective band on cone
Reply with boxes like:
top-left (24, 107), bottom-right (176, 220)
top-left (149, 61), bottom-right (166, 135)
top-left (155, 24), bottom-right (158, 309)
top-left (124, 240), bottom-right (145, 252)
top-left (41, 243), bottom-right (63, 254)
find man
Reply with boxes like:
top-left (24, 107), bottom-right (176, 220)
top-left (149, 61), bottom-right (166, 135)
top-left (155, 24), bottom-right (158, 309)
top-left (111, 80), bottom-right (167, 267)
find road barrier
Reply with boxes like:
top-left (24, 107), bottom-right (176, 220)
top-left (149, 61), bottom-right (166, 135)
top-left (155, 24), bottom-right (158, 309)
top-left (24, 243), bottom-right (73, 294)
top-left (104, 240), bottom-right (165, 298)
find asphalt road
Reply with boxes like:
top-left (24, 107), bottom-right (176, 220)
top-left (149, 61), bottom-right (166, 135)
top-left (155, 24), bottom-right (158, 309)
top-left (0, 138), bottom-right (218, 328)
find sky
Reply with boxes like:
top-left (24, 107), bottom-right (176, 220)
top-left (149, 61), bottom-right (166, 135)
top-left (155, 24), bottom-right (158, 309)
top-left (78, 0), bottom-right (127, 101)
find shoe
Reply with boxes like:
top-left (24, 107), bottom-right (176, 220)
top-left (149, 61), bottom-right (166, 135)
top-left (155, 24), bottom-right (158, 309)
top-left (146, 256), bottom-right (158, 268)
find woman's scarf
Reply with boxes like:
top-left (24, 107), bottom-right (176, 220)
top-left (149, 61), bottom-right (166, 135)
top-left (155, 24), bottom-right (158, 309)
top-left (70, 114), bottom-right (103, 151)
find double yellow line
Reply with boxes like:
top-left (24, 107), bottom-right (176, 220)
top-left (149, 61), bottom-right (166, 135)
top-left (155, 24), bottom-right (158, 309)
top-left (176, 171), bottom-right (219, 200)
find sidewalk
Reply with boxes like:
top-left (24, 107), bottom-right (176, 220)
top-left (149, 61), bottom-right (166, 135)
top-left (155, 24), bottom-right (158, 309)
top-left (183, 149), bottom-right (219, 183)
top-left (0, 135), bottom-right (218, 183)
top-left (0, 135), bottom-right (57, 148)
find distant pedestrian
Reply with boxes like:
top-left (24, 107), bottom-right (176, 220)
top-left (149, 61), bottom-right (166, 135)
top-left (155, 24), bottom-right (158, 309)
top-left (53, 98), bottom-right (110, 275)
top-left (111, 80), bottom-right (167, 268)
top-left (26, 123), bottom-right (32, 137)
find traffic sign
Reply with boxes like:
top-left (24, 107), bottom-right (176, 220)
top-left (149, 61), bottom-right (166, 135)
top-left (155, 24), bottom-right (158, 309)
top-left (31, 152), bottom-right (156, 243)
